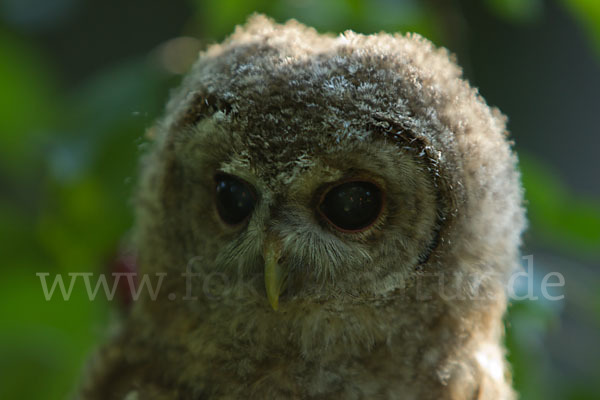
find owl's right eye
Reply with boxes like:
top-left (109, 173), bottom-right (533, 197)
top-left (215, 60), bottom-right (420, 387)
top-left (214, 174), bottom-right (256, 225)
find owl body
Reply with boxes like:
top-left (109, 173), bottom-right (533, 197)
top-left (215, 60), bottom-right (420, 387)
top-left (80, 16), bottom-right (525, 400)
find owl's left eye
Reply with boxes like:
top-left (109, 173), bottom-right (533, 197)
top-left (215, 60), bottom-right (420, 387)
top-left (214, 174), bottom-right (256, 225)
top-left (318, 180), bottom-right (383, 232)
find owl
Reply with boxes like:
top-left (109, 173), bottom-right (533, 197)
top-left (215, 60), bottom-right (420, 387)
top-left (78, 15), bottom-right (526, 400)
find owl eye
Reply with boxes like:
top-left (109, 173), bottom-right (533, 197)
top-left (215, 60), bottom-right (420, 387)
top-left (214, 174), bottom-right (256, 225)
top-left (318, 181), bottom-right (383, 232)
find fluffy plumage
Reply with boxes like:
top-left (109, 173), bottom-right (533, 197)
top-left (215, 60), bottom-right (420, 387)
top-left (79, 15), bottom-right (526, 399)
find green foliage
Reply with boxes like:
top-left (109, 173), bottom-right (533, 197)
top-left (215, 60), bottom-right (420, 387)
top-left (520, 155), bottom-right (600, 255)
top-left (194, 0), bottom-right (439, 44)
top-left (0, 271), bottom-right (110, 400)
top-left (485, 0), bottom-right (544, 23)
top-left (506, 300), bottom-right (557, 400)
top-left (0, 31), bottom-right (174, 398)
top-left (0, 31), bottom-right (60, 173)
top-left (561, 0), bottom-right (600, 54)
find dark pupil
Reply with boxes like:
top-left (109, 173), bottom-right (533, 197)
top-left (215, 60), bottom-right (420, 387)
top-left (319, 181), bottom-right (382, 231)
top-left (215, 175), bottom-right (255, 225)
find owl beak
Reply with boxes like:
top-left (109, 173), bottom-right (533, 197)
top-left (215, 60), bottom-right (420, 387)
top-left (263, 235), bottom-right (288, 311)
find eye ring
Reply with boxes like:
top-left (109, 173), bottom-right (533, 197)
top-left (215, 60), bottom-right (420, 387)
top-left (317, 179), bottom-right (385, 233)
top-left (213, 173), bottom-right (257, 226)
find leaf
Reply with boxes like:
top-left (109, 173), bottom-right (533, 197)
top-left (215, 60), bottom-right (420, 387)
top-left (485, 0), bottom-right (544, 24)
top-left (519, 154), bottom-right (600, 255)
top-left (0, 271), bottom-right (110, 400)
top-left (561, 0), bottom-right (600, 56)
top-left (0, 31), bottom-right (61, 173)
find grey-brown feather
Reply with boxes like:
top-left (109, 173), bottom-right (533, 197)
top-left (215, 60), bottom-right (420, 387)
top-left (78, 15), bottom-right (526, 400)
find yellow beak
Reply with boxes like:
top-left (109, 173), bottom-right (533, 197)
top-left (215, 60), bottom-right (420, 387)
top-left (263, 235), bottom-right (288, 311)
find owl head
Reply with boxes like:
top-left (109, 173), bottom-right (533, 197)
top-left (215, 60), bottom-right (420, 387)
top-left (133, 15), bottom-right (525, 369)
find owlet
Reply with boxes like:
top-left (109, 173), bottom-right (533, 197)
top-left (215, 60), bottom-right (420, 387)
top-left (79, 14), bottom-right (526, 400)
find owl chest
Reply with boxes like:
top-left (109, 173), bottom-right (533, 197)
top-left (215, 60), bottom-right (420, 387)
top-left (185, 331), bottom-right (415, 399)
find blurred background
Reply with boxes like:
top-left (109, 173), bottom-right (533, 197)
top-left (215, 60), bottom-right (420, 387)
top-left (0, 0), bottom-right (598, 398)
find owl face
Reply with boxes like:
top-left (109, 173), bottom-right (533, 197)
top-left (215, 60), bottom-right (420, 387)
top-left (164, 114), bottom-right (439, 310)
